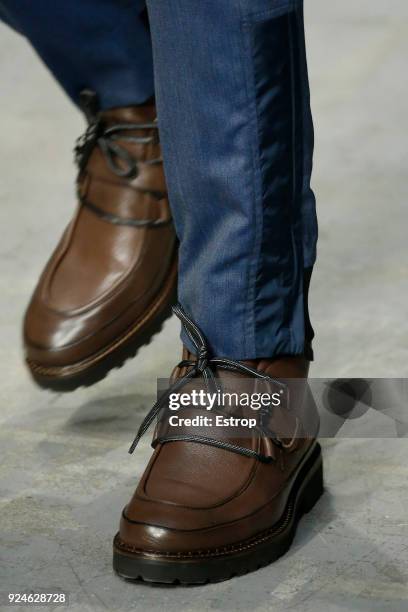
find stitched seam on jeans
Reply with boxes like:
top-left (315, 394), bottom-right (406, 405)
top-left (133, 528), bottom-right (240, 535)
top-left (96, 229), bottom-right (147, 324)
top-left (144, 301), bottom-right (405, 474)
top-left (241, 7), bottom-right (304, 357)
top-left (288, 9), bottom-right (308, 353)
top-left (239, 20), bottom-right (265, 358)
top-left (287, 12), bottom-right (297, 351)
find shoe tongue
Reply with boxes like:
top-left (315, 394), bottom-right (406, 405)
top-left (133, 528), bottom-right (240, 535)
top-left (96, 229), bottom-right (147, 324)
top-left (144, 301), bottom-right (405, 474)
top-left (100, 104), bottom-right (156, 126)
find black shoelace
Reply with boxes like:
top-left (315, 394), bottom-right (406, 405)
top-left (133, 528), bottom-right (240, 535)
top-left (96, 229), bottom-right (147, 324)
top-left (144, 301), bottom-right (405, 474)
top-left (128, 304), bottom-right (286, 462)
top-left (74, 119), bottom-right (160, 178)
top-left (74, 91), bottom-right (160, 178)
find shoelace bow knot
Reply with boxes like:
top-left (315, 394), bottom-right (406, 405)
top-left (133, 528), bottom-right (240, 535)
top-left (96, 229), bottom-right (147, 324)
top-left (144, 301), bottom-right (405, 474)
top-left (128, 304), bottom-right (287, 462)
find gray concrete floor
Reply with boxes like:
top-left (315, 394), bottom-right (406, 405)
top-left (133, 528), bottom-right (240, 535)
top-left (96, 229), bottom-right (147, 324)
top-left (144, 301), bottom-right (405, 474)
top-left (1, 2), bottom-right (408, 611)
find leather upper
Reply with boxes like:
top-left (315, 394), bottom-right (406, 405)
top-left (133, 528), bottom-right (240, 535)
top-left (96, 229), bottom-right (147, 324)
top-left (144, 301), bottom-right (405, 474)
top-left (118, 352), bottom-right (319, 554)
top-left (24, 104), bottom-right (176, 368)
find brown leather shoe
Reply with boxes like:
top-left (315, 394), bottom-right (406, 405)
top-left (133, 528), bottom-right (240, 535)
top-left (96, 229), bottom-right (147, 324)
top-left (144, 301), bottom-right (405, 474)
top-left (113, 305), bottom-right (323, 584)
top-left (24, 91), bottom-right (177, 391)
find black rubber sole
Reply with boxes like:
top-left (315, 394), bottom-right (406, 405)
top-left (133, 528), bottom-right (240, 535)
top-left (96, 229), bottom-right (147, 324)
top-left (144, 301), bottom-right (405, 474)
top-left (113, 443), bottom-right (323, 585)
top-left (26, 261), bottom-right (178, 393)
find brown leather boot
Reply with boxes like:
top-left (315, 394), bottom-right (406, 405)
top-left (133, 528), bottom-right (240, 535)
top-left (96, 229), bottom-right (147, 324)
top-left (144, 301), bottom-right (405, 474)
top-left (24, 91), bottom-right (177, 391)
top-left (113, 305), bottom-right (323, 584)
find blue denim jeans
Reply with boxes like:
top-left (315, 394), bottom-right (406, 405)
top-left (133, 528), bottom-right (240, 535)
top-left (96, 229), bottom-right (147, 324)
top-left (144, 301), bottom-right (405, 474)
top-left (1, 0), bottom-right (317, 360)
